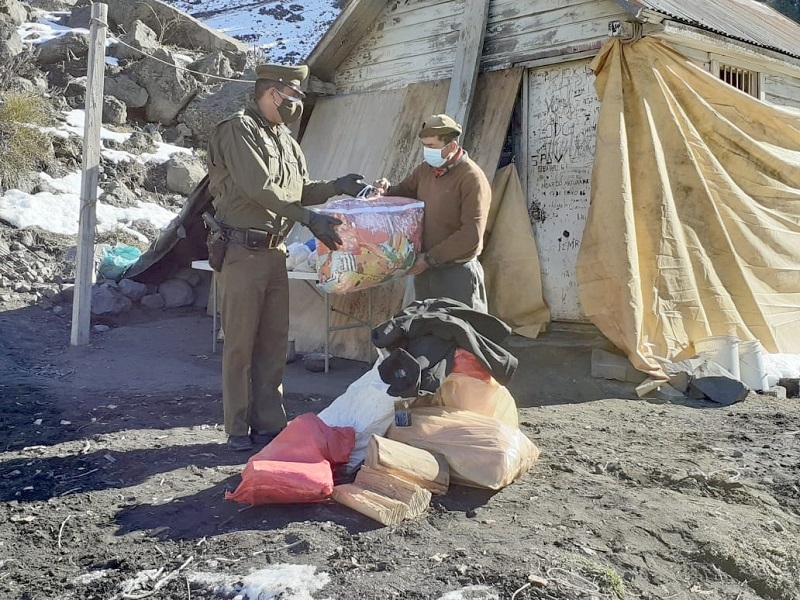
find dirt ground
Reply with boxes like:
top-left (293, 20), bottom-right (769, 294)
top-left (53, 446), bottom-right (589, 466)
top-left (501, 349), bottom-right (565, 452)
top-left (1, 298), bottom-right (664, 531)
top-left (1, 297), bottom-right (799, 600)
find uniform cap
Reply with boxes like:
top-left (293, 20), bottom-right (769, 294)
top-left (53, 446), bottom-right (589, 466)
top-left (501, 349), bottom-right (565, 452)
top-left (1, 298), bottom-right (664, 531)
top-left (419, 114), bottom-right (462, 138)
top-left (255, 63), bottom-right (309, 98)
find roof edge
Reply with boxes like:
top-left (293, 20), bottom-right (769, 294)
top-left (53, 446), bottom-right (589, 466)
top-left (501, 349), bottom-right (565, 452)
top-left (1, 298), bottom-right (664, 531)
top-left (306, 0), bottom-right (389, 83)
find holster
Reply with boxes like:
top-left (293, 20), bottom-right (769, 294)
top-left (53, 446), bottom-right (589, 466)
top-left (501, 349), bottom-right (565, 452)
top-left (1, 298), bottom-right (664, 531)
top-left (207, 231), bottom-right (228, 272)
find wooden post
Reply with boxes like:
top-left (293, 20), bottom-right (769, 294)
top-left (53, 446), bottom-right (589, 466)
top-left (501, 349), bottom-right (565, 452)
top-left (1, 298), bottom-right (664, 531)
top-left (445, 0), bottom-right (491, 130)
top-left (70, 3), bottom-right (108, 346)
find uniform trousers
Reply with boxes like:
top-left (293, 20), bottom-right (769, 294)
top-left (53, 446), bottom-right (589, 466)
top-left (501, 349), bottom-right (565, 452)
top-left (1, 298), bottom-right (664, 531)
top-left (414, 258), bottom-right (488, 313)
top-left (217, 243), bottom-right (289, 436)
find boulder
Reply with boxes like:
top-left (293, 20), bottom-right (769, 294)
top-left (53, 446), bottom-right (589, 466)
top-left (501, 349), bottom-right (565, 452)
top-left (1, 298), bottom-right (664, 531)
top-left (132, 48), bottom-right (198, 124)
top-left (122, 131), bottom-right (158, 154)
top-left (66, 4), bottom-right (91, 28)
top-left (26, 0), bottom-right (77, 10)
top-left (158, 278), bottom-right (193, 308)
top-left (102, 0), bottom-right (248, 56)
top-left (104, 74), bottom-right (148, 108)
top-left (91, 283), bottom-right (133, 315)
top-left (36, 31), bottom-right (90, 64)
top-left (179, 78), bottom-right (251, 143)
top-left (102, 95), bottom-right (127, 125)
top-left (0, 15), bottom-right (23, 57)
top-left (112, 19), bottom-right (160, 61)
top-left (165, 153), bottom-right (206, 196)
top-left (0, 0), bottom-right (27, 26)
top-left (188, 51), bottom-right (234, 82)
top-left (173, 267), bottom-right (201, 287)
top-left (117, 278), bottom-right (148, 302)
top-left (140, 293), bottom-right (165, 309)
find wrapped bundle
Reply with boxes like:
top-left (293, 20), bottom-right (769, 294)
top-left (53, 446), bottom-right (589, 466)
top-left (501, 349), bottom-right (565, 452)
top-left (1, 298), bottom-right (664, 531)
top-left (313, 197), bottom-right (424, 294)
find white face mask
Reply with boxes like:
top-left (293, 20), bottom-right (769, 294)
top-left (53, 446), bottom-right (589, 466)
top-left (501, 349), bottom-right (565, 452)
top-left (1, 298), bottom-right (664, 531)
top-left (423, 146), bottom-right (448, 168)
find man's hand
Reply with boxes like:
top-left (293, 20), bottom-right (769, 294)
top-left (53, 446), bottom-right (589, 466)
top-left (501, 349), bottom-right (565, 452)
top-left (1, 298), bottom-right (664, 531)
top-left (334, 173), bottom-right (366, 197)
top-left (372, 178), bottom-right (390, 196)
top-left (307, 212), bottom-right (343, 250)
top-left (407, 253), bottom-right (428, 275)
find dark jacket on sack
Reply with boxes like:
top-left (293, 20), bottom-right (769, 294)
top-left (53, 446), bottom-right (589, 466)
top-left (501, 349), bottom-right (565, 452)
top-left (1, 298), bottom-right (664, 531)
top-left (372, 299), bottom-right (518, 397)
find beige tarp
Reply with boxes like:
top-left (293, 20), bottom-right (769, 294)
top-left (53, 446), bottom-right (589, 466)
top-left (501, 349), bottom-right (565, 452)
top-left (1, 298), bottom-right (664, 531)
top-left (481, 164), bottom-right (550, 338)
top-left (577, 38), bottom-right (800, 377)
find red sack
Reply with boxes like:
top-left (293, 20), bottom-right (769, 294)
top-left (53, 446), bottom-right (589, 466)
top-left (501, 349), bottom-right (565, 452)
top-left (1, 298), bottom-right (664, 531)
top-left (225, 413), bottom-right (355, 505)
top-left (452, 348), bottom-right (493, 383)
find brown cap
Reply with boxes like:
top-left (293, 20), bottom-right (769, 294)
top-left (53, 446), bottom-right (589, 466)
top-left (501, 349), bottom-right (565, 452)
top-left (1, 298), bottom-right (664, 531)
top-left (418, 114), bottom-right (462, 138)
top-left (255, 63), bottom-right (309, 98)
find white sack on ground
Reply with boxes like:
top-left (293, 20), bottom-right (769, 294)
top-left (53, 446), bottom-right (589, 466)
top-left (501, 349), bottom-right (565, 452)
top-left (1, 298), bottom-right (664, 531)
top-left (578, 38), bottom-right (800, 378)
top-left (318, 361), bottom-right (395, 471)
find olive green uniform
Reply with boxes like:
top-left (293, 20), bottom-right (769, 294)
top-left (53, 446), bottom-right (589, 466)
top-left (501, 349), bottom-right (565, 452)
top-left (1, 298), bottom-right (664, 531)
top-left (207, 103), bottom-right (336, 436)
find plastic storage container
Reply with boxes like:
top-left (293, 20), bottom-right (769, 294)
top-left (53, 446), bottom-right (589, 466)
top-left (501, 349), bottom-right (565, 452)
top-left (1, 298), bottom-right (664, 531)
top-left (737, 340), bottom-right (768, 391)
top-left (695, 335), bottom-right (740, 379)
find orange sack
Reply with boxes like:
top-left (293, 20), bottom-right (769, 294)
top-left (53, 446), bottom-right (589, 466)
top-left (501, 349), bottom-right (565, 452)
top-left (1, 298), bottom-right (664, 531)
top-left (313, 196), bottom-right (424, 293)
top-left (225, 413), bottom-right (355, 505)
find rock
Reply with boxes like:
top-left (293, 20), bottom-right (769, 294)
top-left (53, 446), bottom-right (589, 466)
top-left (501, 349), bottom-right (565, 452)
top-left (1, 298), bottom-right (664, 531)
top-left (140, 293), bottom-right (165, 309)
top-left (64, 79), bottom-right (86, 99)
top-left (117, 278), bottom-right (148, 302)
top-left (113, 20), bottom-right (160, 61)
top-left (179, 78), bottom-right (251, 142)
top-left (770, 520), bottom-right (785, 532)
top-left (143, 123), bottom-right (163, 143)
top-left (26, 0), bottom-right (76, 10)
top-left (92, 324), bottom-right (111, 333)
top-left (14, 282), bottom-right (31, 293)
top-left (165, 153), bottom-right (206, 195)
top-left (90, 284), bottom-right (132, 315)
top-left (57, 284), bottom-right (76, 303)
top-left (157, 278), bottom-right (193, 308)
top-left (123, 131), bottom-right (157, 154)
top-left (104, 74), bottom-right (148, 108)
top-left (0, 15), bottom-right (24, 57)
top-left (188, 51), bottom-right (234, 82)
top-left (36, 31), bottom-right (90, 65)
top-left (689, 376), bottom-right (749, 406)
top-left (66, 4), bottom-right (91, 28)
top-left (102, 0), bottom-right (248, 56)
top-left (132, 48), bottom-right (198, 124)
top-left (732, 450), bottom-right (744, 458)
top-left (102, 95), bottom-right (127, 125)
top-left (100, 181), bottom-right (137, 208)
top-left (163, 122), bottom-right (192, 145)
top-left (52, 305), bottom-right (64, 314)
top-left (173, 267), bottom-right (202, 287)
top-left (0, 0), bottom-right (27, 26)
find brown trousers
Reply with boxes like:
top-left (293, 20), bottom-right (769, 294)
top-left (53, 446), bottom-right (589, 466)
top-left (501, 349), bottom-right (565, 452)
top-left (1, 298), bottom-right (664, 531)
top-left (217, 243), bottom-right (289, 436)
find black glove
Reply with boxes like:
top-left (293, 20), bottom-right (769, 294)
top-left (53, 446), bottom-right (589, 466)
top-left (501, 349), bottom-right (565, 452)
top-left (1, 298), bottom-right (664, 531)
top-left (334, 173), bottom-right (366, 197)
top-left (307, 212), bottom-right (343, 250)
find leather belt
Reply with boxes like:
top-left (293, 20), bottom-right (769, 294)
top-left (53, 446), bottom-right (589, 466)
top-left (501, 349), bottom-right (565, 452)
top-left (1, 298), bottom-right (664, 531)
top-left (223, 226), bottom-right (284, 250)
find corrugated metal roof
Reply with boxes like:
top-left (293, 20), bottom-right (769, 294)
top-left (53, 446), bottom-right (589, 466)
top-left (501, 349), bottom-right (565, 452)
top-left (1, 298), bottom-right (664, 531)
top-left (624, 0), bottom-right (800, 60)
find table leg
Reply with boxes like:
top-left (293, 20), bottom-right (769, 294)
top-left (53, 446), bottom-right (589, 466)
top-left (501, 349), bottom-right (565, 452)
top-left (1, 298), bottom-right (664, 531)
top-left (324, 292), bottom-right (330, 373)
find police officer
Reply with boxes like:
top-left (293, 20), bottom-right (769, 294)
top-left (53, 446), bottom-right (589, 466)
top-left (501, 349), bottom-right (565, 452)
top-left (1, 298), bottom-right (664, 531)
top-left (207, 63), bottom-right (366, 451)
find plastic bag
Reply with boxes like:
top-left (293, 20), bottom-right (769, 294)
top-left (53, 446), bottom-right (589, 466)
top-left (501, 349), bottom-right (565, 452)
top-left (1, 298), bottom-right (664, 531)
top-left (387, 406), bottom-right (539, 490)
top-left (225, 413), bottom-right (355, 505)
top-left (452, 348), bottom-right (493, 382)
top-left (318, 360), bottom-right (395, 471)
top-left (313, 196), bottom-right (424, 293)
top-left (432, 374), bottom-right (519, 428)
top-left (97, 245), bottom-right (141, 280)
top-left (286, 242), bottom-right (311, 270)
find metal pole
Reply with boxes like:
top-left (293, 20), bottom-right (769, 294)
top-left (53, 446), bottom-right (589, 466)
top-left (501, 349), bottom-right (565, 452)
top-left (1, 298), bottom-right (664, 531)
top-left (70, 3), bottom-right (107, 346)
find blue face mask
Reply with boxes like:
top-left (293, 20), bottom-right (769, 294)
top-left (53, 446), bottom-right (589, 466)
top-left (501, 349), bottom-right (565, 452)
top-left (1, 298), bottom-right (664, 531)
top-left (423, 146), bottom-right (448, 168)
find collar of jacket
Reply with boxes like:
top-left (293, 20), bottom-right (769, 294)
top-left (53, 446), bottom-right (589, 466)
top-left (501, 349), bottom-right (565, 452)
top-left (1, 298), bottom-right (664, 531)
top-left (244, 102), bottom-right (285, 133)
top-left (433, 147), bottom-right (468, 178)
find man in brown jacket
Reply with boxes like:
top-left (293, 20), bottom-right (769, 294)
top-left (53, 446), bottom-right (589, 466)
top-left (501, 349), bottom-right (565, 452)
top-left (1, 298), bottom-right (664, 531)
top-left (374, 114), bottom-right (491, 312)
top-left (207, 63), bottom-right (366, 451)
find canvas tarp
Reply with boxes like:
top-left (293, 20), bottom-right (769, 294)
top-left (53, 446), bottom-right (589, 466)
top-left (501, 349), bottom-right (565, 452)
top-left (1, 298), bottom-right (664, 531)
top-left (577, 37), bottom-right (800, 378)
top-left (481, 163), bottom-right (550, 338)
